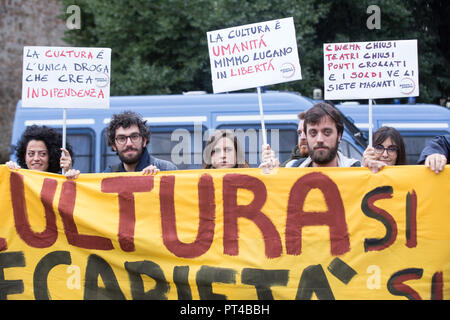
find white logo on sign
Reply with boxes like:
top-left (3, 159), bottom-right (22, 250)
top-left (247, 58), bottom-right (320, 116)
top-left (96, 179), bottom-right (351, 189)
top-left (399, 77), bottom-right (415, 95)
top-left (280, 63), bottom-right (295, 78)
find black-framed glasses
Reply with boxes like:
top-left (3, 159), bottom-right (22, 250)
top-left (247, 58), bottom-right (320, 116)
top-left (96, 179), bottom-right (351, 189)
top-left (115, 133), bottom-right (142, 145)
top-left (374, 144), bottom-right (398, 155)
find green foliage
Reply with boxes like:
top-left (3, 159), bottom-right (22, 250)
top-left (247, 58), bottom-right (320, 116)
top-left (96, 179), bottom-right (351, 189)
top-left (312, 0), bottom-right (449, 104)
top-left (60, 0), bottom-right (328, 96)
top-left (60, 0), bottom-right (448, 103)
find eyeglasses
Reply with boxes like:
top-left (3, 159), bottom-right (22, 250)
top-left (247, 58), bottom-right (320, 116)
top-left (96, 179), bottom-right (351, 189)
top-left (374, 144), bottom-right (398, 155)
top-left (115, 133), bottom-right (142, 145)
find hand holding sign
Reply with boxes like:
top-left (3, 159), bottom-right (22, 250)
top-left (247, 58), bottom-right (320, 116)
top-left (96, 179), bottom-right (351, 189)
top-left (60, 147), bottom-right (72, 171)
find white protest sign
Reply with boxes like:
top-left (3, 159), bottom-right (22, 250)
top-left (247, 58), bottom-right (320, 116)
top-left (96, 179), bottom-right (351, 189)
top-left (207, 17), bottom-right (302, 93)
top-left (324, 39), bottom-right (418, 100)
top-left (22, 46), bottom-right (111, 108)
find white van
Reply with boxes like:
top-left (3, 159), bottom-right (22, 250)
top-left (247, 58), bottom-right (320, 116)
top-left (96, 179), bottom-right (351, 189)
top-left (10, 91), bottom-right (367, 172)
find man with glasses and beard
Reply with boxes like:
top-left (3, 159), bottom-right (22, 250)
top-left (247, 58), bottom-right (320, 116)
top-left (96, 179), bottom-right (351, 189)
top-left (104, 110), bottom-right (178, 174)
top-left (260, 102), bottom-right (360, 169)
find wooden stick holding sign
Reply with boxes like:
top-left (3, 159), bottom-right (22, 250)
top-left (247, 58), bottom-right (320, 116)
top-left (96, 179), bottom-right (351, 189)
top-left (368, 99), bottom-right (373, 147)
top-left (206, 17), bottom-right (302, 164)
top-left (22, 46), bottom-right (111, 174)
top-left (62, 108), bottom-right (67, 174)
top-left (257, 87), bottom-right (267, 146)
top-left (323, 40), bottom-right (419, 147)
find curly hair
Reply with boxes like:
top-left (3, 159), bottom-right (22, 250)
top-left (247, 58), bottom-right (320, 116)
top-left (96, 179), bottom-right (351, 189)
top-left (106, 110), bottom-right (151, 148)
top-left (15, 125), bottom-right (74, 173)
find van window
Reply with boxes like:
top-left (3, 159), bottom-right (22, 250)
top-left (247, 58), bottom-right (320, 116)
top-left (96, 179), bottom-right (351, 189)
top-left (403, 135), bottom-right (436, 164)
top-left (216, 124), bottom-right (297, 167)
top-left (101, 125), bottom-right (207, 171)
top-left (339, 139), bottom-right (363, 161)
top-left (64, 129), bottom-right (95, 173)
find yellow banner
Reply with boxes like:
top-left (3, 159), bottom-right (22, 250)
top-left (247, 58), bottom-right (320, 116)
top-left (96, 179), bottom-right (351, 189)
top-left (0, 165), bottom-right (449, 300)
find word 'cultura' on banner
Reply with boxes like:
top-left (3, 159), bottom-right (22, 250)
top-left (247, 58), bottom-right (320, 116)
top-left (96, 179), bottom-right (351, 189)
top-left (0, 165), bottom-right (448, 300)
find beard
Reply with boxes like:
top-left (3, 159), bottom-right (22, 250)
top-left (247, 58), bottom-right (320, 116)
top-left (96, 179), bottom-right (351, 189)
top-left (117, 145), bottom-right (144, 165)
top-left (308, 139), bottom-right (339, 165)
top-left (298, 143), bottom-right (309, 157)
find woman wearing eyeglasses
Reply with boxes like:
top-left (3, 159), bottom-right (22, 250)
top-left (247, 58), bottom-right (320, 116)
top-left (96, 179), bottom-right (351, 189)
top-left (362, 126), bottom-right (406, 173)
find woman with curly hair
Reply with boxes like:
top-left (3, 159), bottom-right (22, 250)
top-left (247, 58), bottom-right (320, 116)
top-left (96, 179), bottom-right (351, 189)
top-left (6, 125), bottom-right (77, 177)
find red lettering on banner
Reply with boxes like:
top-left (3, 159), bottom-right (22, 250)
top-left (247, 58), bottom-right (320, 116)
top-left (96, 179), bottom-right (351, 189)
top-left (160, 174), bottom-right (215, 258)
top-left (222, 174), bottom-right (282, 259)
top-left (406, 190), bottom-right (417, 248)
top-left (361, 186), bottom-right (397, 252)
top-left (0, 238), bottom-right (6, 251)
top-left (431, 271), bottom-right (443, 300)
top-left (10, 172), bottom-right (58, 248)
top-left (101, 176), bottom-right (154, 252)
top-left (285, 172), bottom-right (350, 256)
top-left (59, 180), bottom-right (113, 250)
top-left (387, 268), bottom-right (423, 300)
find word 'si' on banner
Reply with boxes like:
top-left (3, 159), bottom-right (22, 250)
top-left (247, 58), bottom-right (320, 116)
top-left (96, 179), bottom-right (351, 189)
top-left (207, 17), bottom-right (302, 146)
top-left (1, 165), bottom-right (449, 300)
top-left (323, 39), bottom-right (419, 146)
top-left (21, 46), bottom-right (111, 171)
